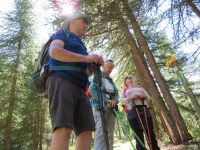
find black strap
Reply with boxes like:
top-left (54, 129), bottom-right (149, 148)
top-left (142, 99), bottom-right (145, 105)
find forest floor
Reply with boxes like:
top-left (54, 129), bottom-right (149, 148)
top-left (68, 138), bottom-right (200, 149)
top-left (113, 140), bottom-right (200, 150)
top-left (160, 140), bottom-right (200, 150)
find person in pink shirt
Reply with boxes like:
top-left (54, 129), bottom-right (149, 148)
top-left (120, 76), bottom-right (160, 150)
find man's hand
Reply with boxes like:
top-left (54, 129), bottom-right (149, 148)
top-left (108, 99), bottom-right (116, 108)
top-left (126, 96), bottom-right (132, 101)
top-left (98, 56), bottom-right (104, 65)
top-left (84, 54), bottom-right (104, 65)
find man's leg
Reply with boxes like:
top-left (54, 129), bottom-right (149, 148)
top-left (93, 110), bottom-right (105, 150)
top-left (73, 90), bottom-right (95, 149)
top-left (107, 110), bottom-right (115, 150)
top-left (50, 127), bottom-right (72, 150)
top-left (76, 131), bottom-right (92, 150)
top-left (46, 77), bottom-right (76, 150)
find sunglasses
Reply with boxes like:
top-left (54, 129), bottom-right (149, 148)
top-left (125, 77), bottom-right (132, 80)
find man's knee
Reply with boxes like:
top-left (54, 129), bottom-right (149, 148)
top-left (77, 131), bottom-right (92, 138)
top-left (53, 127), bottom-right (72, 139)
top-left (76, 131), bottom-right (92, 150)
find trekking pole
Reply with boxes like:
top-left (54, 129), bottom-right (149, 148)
top-left (134, 106), bottom-right (152, 150)
top-left (113, 109), bottom-right (136, 150)
top-left (144, 106), bottom-right (153, 150)
top-left (94, 64), bottom-right (110, 150)
top-left (113, 109), bottom-right (146, 149)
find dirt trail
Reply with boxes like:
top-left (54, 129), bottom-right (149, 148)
top-left (113, 141), bottom-right (200, 150)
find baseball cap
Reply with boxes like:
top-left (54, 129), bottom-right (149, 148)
top-left (63, 12), bottom-right (91, 30)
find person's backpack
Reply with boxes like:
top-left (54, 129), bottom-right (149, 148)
top-left (31, 36), bottom-right (53, 97)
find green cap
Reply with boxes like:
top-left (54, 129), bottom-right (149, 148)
top-left (63, 12), bottom-right (91, 30)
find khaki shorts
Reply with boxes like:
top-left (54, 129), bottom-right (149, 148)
top-left (46, 75), bottom-right (95, 135)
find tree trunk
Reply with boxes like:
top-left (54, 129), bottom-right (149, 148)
top-left (134, 59), bottom-right (181, 143)
top-left (159, 111), bottom-right (173, 142)
top-left (149, 103), bottom-right (160, 139)
top-left (32, 97), bottom-right (41, 150)
top-left (32, 97), bottom-right (46, 150)
top-left (4, 41), bottom-right (21, 150)
top-left (121, 0), bottom-right (192, 142)
top-left (5, 72), bottom-right (17, 150)
top-left (185, 0), bottom-right (200, 19)
top-left (39, 98), bottom-right (46, 150)
top-left (117, 11), bottom-right (182, 144)
top-left (32, 112), bottom-right (39, 150)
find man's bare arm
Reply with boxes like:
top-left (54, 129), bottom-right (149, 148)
top-left (49, 39), bottom-right (103, 64)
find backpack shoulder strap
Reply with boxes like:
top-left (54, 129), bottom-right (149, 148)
top-left (39, 37), bottom-right (53, 67)
top-left (63, 29), bottom-right (70, 41)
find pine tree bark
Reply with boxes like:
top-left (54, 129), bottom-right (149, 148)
top-left (149, 103), bottom-right (160, 138)
top-left (4, 41), bottom-right (21, 150)
top-left (121, 0), bottom-right (192, 142)
top-left (32, 112), bottom-right (39, 150)
top-left (117, 12), bottom-right (182, 144)
top-left (32, 97), bottom-right (41, 150)
top-left (5, 72), bottom-right (17, 150)
top-left (39, 98), bottom-right (45, 150)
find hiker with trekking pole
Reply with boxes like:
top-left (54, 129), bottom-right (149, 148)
top-left (120, 76), bottom-right (160, 150)
top-left (43, 12), bottom-right (104, 150)
top-left (89, 60), bottom-right (119, 150)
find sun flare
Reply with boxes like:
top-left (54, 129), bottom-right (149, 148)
top-left (61, 3), bottom-right (74, 15)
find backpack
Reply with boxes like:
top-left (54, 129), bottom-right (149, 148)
top-left (31, 36), bottom-right (53, 97)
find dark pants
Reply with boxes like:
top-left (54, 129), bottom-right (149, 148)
top-left (128, 107), bottom-right (160, 150)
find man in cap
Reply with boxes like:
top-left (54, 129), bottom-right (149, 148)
top-left (47, 12), bottom-right (103, 150)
